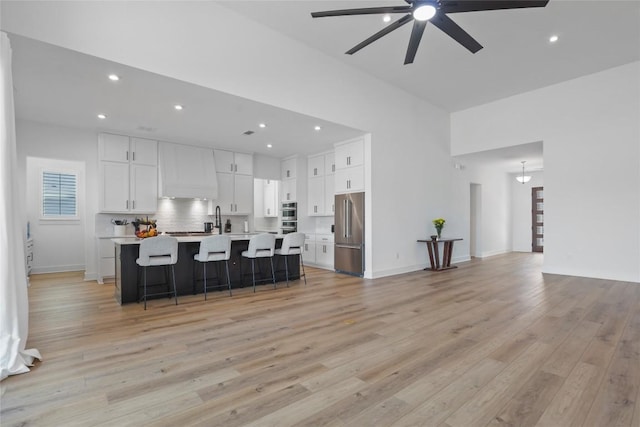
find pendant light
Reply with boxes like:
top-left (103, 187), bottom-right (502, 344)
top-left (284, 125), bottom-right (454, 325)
top-left (516, 161), bottom-right (532, 184)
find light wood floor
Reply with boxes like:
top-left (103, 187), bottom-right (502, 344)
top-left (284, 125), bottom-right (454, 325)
top-left (2, 253), bottom-right (639, 426)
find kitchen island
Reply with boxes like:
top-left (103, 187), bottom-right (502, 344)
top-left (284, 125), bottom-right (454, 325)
top-left (112, 234), bottom-right (300, 304)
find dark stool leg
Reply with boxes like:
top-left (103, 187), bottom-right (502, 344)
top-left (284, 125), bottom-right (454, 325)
top-left (225, 260), bottom-right (232, 296)
top-left (171, 265), bottom-right (178, 305)
top-left (143, 266), bottom-right (147, 310)
top-left (300, 253), bottom-right (307, 285)
top-left (270, 257), bottom-right (276, 287)
top-left (251, 259), bottom-right (256, 293)
top-left (203, 262), bottom-right (208, 300)
top-left (284, 256), bottom-right (289, 287)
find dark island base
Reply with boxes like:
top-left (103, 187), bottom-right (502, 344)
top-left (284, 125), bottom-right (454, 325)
top-left (115, 239), bottom-right (300, 304)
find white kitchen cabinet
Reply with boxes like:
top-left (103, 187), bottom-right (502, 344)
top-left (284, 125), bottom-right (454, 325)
top-left (308, 155), bottom-right (324, 178)
top-left (263, 179), bottom-right (278, 217)
top-left (214, 149), bottom-right (253, 176)
top-left (324, 152), bottom-right (336, 175)
top-left (307, 151), bottom-right (335, 216)
top-left (97, 237), bottom-right (116, 284)
top-left (324, 174), bottom-right (335, 215)
top-left (213, 149), bottom-right (254, 215)
top-left (234, 174), bottom-right (253, 214)
top-left (281, 178), bottom-right (297, 202)
top-left (304, 239), bottom-right (316, 264)
top-left (99, 133), bottom-right (157, 213)
top-left (304, 233), bottom-right (333, 269)
top-left (334, 165), bottom-right (364, 193)
top-left (234, 152), bottom-right (253, 176)
top-left (215, 172), bottom-right (253, 215)
top-left (308, 176), bottom-right (325, 215)
top-left (316, 241), bottom-right (334, 268)
top-left (281, 157), bottom-right (297, 180)
top-left (335, 138), bottom-right (364, 169)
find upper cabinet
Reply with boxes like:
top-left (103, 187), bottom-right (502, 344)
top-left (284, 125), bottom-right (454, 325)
top-left (159, 142), bottom-right (218, 199)
top-left (335, 138), bottom-right (364, 170)
top-left (214, 149), bottom-right (253, 176)
top-left (263, 179), bottom-right (278, 217)
top-left (213, 149), bottom-right (254, 215)
top-left (307, 151), bottom-right (335, 216)
top-left (281, 157), bottom-right (297, 180)
top-left (334, 138), bottom-right (364, 194)
top-left (98, 133), bottom-right (158, 213)
top-left (280, 156), bottom-right (298, 202)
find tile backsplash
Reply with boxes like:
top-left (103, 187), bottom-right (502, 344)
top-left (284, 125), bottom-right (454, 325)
top-left (95, 199), bottom-right (248, 236)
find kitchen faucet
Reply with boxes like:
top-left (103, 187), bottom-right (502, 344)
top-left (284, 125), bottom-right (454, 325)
top-left (214, 205), bottom-right (222, 234)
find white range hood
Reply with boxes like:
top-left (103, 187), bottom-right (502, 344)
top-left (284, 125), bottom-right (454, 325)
top-left (158, 142), bottom-right (218, 199)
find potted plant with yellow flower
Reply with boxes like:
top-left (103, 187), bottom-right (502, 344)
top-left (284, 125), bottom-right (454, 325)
top-left (433, 218), bottom-right (446, 240)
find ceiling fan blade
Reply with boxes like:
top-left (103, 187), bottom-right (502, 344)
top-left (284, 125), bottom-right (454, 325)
top-left (430, 13), bottom-right (483, 53)
top-left (404, 20), bottom-right (428, 64)
top-left (311, 6), bottom-right (411, 18)
top-left (346, 14), bottom-right (414, 55)
top-left (441, 0), bottom-right (549, 14)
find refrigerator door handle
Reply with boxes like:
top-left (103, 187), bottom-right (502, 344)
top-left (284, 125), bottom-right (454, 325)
top-left (343, 199), bottom-right (348, 238)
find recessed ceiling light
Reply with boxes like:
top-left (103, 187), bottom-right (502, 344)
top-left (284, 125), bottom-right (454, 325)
top-left (259, 123), bottom-right (267, 128)
top-left (383, 14), bottom-right (391, 23)
top-left (549, 35), bottom-right (559, 43)
top-left (267, 144), bottom-right (273, 148)
top-left (108, 74), bottom-right (119, 81)
top-left (174, 104), bottom-right (183, 110)
top-left (314, 125), bottom-right (321, 131)
top-left (97, 114), bottom-right (107, 119)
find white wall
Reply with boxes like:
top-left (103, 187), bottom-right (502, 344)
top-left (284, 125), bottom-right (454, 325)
top-left (452, 62), bottom-right (640, 282)
top-left (17, 119), bottom-right (98, 276)
top-left (511, 171), bottom-right (544, 252)
top-left (1, 2), bottom-right (452, 279)
top-left (450, 162), bottom-right (512, 261)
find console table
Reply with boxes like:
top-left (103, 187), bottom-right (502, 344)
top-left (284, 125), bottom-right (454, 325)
top-left (417, 238), bottom-right (463, 271)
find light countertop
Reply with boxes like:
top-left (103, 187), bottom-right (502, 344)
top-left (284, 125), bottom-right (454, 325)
top-left (112, 233), bottom-right (285, 245)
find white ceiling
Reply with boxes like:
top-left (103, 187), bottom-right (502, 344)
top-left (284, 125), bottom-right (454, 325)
top-left (8, 1), bottom-right (640, 170)
top-left (9, 34), bottom-right (365, 158)
top-left (223, 0), bottom-right (640, 112)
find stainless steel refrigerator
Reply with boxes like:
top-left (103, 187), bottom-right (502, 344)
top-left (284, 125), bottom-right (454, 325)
top-left (334, 192), bottom-right (364, 276)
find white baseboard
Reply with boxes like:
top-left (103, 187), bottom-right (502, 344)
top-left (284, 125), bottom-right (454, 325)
top-left (478, 249), bottom-right (509, 259)
top-left (31, 264), bottom-right (85, 275)
top-left (371, 263), bottom-right (426, 279)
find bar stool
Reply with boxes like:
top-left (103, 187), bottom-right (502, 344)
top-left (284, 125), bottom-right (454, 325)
top-left (136, 236), bottom-right (179, 310)
top-left (274, 232), bottom-right (307, 287)
top-left (241, 233), bottom-right (276, 292)
top-left (194, 235), bottom-right (232, 300)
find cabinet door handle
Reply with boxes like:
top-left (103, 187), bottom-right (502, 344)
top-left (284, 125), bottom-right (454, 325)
top-left (126, 151), bottom-right (129, 161)
top-left (132, 152), bottom-right (135, 162)
top-left (132, 200), bottom-right (135, 209)
top-left (126, 200), bottom-right (129, 209)
top-left (230, 164), bottom-right (234, 172)
top-left (234, 164), bottom-right (238, 172)
top-left (230, 203), bottom-right (233, 212)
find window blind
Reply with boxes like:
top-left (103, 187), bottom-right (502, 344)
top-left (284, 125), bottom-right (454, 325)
top-left (42, 171), bottom-right (77, 217)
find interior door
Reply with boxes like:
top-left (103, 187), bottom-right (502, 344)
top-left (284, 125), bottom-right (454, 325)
top-left (532, 186), bottom-right (544, 253)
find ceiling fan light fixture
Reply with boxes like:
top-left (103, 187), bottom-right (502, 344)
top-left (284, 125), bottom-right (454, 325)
top-left (383, 14), bottom-right (391, 23)
top-left (413, 4), bottom-right (437, 21)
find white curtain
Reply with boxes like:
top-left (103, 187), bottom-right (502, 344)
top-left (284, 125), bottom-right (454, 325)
top-left (0, 31), bottom-right (41, 381)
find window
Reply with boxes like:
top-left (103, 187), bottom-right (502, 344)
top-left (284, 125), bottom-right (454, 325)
top-left (42, 171), bottom-right (77, 218)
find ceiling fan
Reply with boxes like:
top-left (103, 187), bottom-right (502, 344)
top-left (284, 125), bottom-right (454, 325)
top-left (311, 0), bottom-right (549, 64)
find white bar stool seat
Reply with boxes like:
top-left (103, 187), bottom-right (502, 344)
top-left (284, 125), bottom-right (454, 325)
top-left (136, 236), bottom-right (179, 310)
top-left (194, 235), bottom-right (232, 300)
top-left (241, 233), bottom-right (276, 292)
top-left (274, 232), bottom-right (307, 286)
